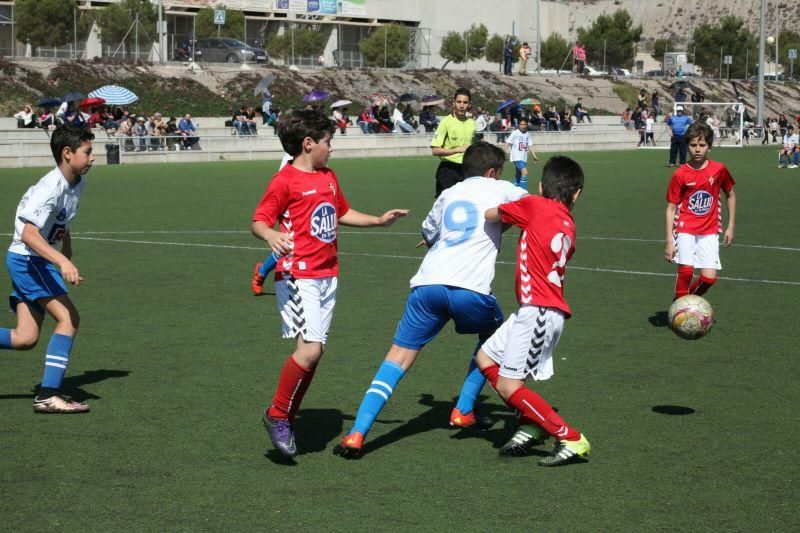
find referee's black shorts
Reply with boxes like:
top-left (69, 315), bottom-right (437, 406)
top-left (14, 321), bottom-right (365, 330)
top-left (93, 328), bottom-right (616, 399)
top-left (435, 161), bottom-right (465, 197)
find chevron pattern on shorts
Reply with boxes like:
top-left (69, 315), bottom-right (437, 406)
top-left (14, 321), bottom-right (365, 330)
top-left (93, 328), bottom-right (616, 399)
top-left (286, 277), bottom-right (307, 337)
top-left (526, 306), bottom-right (547, 377)
top-left (519, 230), bottom-right (532, 304)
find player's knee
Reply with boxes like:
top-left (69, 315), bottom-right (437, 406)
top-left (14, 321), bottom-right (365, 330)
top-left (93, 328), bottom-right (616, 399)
top-left (13, 332), bottom-right (38, 350)
top-left (495, 378), bottom-right (521, 401)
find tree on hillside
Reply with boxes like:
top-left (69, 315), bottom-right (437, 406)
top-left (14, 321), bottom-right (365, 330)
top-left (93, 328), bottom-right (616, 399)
top-left (777, 30), bottom-right (800, 76)
top-left (576, 9), bottom-right (642, 71)
top-left (196, 7), bottom-right (244, 39)
top-left (16, 0), bottom-right (92, 49)
top-left (540, 33), bottom-right (570, 69)
top-left (485, 34), bottom-right (505, 67)
top-left (96, 0), bottom-right (157, 46)
top-left (651, 39), bottom-right (672, 61)
top-left (359, 24), bottom-right (410, 68)
top-left (266, 26), bottom-right (327, 61)
top-left (440, 24), bottom-right (488, 69)
top-left (689, 16), bottom-right (755, 78)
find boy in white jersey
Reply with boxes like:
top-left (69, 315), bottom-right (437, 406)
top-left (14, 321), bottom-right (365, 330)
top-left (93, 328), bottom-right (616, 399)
top-left (1, 125), bottom-right (95, 413)
top-left (505, 118), bottom-right (539, 190)
top-left (334, 142), bottom-right (527, 458)
top-left (778, 125), bottom-right (799, 169)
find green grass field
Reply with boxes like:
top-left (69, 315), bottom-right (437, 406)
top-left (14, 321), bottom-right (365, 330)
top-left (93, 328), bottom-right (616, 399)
top-left (1, 147), bottom-right (798, 531)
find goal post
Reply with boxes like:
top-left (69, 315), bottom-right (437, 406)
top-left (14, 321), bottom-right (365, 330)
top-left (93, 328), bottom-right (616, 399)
top-left (675, 102), bottom-right (746, 147)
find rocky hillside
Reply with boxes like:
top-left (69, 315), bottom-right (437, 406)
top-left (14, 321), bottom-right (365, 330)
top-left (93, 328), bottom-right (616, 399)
top-left (2, 58), bottom-right (797, 121)
top-left (567, 0), bottom-right (795, 42)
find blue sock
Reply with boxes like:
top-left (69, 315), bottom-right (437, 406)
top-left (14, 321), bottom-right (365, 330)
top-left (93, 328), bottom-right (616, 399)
top-left (350, 360), bottom-right (405, 438)
top-left (519, 174), bottom-right (528, 190)
top-left (40, 333), bottom-right (74, 390)
top-left (0, 328), bottom-right (11, 349)
top-left (454, 346), bottom-right (486, 415)
top-left (258, 251), bottom-right (280, 277)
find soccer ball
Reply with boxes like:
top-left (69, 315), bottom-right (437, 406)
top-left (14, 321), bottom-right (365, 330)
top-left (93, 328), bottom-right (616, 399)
top-left (668, 295), bottom-right (714, 340)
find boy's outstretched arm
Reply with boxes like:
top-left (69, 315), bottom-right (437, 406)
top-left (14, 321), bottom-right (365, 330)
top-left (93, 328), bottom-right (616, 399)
top-left (339, 208), bottom-right (409, 228)
top-left (723, 188), bottom-right (736, 247)
top-left (664, 203), bottom-right (677, 262)
top-left (20, 223), bottom-right (81, 285)
top-left (484, 207), bottom-right (501, 222)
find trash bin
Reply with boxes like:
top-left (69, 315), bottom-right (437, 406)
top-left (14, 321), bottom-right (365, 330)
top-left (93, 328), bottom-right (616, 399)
top-left (105, 143), bottom-right (120, 165)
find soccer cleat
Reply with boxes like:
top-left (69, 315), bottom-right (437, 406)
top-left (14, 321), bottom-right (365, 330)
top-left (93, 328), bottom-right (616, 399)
top-left (498, 426), bottom-right (549, 457)
top-left (33, 395), bottom-right (90, 414)
top-left (538, 433), bottom-right (591, 467)
top-left (449, 408), bottom-right (493, 429)
top-left (332, 432), bottom-right (364, 459)
top-left (251, 263), bottom-right (266, 295)
top-left (261, 411), bottom-right (297, 457)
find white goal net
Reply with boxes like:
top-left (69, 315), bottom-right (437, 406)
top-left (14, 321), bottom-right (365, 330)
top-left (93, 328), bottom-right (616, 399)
top-left (675, 102), bottom-right (746, 148)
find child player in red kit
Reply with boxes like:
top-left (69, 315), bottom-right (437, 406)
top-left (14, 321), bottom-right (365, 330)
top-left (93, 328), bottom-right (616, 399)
top-left (251, 109), bottom-right (408, 459)
top-left (475, 155), bottom-right (591, 466)
top-left (665, 122), bottom-right (736, 300)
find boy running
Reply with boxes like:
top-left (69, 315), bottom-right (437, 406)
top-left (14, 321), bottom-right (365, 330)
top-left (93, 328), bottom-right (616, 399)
top-left (504, 118), bottom-right (539, 189)
top-left (665, 122), bottom-right (736, 300)
top-left (333, 142), bottom-right (527, 459)
top-left (252, 109), bottom-right (407, 458)
top-left (475, 155), bottom-right (591, 466)
top-left (1, 125), bottom-right (95, 413)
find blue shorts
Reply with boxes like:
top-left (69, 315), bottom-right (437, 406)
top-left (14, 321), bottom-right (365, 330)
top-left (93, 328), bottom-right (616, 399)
top-left (6, 252), bottom-right (67, 315)
top-left (514, 160), bottom-right (527, 171)
top-left (393, 285), bottom-right (503, 350)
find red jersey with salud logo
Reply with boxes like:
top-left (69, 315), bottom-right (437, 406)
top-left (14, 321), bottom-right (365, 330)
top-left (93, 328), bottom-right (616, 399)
top-left (253, 163), bottom-right (350, 280)
top-left (666, 160), bottom-right (735, 236)
top-left (498, 195), bottom-right (576, 317)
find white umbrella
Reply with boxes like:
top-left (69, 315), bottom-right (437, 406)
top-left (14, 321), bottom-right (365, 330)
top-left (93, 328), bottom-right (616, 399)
top-left (330, 99), bottom-right (352, 108)
top-left (88, 85), bottom-right (139, 105)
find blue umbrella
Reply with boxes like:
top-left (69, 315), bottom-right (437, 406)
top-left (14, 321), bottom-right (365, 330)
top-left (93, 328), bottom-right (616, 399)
top-left (36, 97), bottom-right (61, 107)
top-left (496, 98), bottom-right (516, 114)
top-left (62, 92), bottom-right (86, 103)
top-left (88, 85), bottom-right (139, 105)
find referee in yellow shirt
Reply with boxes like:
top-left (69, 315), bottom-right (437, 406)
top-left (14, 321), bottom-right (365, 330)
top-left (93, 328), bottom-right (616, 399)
top-left (431, 88), bottom-right (476, 197)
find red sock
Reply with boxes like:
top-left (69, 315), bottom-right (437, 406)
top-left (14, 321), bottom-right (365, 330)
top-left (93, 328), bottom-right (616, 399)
top-left (479, 363), bottom-right (500, 389)
top-left (690, 275), bottom-right (716, 296)
top-left (506, 387), bottom-right (580, 441)
top-left (674, 265), bottom-right (694, 299)
top-left (267, 356), bottom-right (316, 422)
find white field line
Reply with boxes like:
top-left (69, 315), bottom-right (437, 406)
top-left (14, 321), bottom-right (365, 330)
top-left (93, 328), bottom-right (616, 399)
top-left (50, 235), bottom-right (800, 287)
top-left (3, 230), bottom-right (798, 253)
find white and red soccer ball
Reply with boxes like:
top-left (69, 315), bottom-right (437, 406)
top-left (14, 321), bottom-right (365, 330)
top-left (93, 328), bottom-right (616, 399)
top-left (668, 295), bottom-right (714, 340)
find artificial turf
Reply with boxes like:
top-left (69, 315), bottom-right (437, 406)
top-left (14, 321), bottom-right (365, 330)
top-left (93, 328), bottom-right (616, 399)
top-left (0, 146), bottom-right (798, 531)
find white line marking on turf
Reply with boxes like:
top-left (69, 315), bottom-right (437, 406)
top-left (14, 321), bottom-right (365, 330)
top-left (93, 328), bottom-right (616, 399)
top-left (6, 230), bottom-right (797, 253)
top-left (67, 236), bottom-right (800, 287)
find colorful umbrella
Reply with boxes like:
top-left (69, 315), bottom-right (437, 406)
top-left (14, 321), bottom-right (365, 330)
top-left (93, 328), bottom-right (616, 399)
top-left (495, 99), bottom-right (516, 114)
top-left (36, 97), bottom-right (61, 107)
top-left (302, 89), bottom-right (330, 103)
top-left (330, 99), bottom-right (352, 108)
top-left (88, 85), bottom-right (139, 105)
top-left (519, 97), bottom-right (541, 106)
top-left (79, 97), bottom-right (106, 109)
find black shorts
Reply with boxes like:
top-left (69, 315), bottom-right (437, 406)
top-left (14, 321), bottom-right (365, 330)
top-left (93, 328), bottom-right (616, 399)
top-left (435, 161), bottom-right (464, 197)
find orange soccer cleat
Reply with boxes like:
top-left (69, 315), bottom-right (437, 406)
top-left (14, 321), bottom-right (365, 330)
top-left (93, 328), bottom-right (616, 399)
top-left (333, 432), bottom-right (364, 459)
top-left (449, 407), bottom-right (493, 430)
top-left (251, 263), bottom-right (266, 295)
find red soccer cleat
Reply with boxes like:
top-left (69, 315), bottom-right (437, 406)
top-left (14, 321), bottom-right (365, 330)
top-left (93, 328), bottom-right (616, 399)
top-left (333, 432), bottom-right (364, 459)
top-left (252, 263), bottom-right (266, 295)
top-left (449, 407), bottom-right (493, 430)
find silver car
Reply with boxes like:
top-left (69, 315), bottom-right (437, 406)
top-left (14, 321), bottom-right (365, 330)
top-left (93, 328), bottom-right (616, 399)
top-left (194, 38), bottom-right (268, 64)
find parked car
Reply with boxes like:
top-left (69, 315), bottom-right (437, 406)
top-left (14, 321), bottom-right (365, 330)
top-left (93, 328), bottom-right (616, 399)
top-left (582, 64), bottom-right (605, 77)
top-left (611, 66), bottom-right (632, 77)
top-left (644, 69), bottom-right (666, 77)
top-left (194, 37), bottom-right (268, 64)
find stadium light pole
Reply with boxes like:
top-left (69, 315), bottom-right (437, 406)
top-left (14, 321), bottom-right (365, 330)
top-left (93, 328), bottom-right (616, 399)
top-left (756, 0), bottom-right (766, 126)
top-left (536, 0), bottom-right (541, 72)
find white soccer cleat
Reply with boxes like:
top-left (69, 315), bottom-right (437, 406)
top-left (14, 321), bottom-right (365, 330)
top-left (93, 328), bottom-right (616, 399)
top-left (33, 395), bottom-right (90, 414)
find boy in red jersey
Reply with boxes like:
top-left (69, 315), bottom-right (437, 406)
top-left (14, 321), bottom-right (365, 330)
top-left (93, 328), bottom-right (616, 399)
top-left (664, 122), bottom-right (736, 300)
top-left (475, 156), bottom-right (590, 466)
top-left (251, 109), bottom-right (408, 458)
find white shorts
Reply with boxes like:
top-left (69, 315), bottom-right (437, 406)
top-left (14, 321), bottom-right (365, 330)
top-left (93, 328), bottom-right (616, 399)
top-left (482, 305), bottom-right (565, 381)
top-left (275, 276), bottom-right (337, 343)
top-left (674, 233), bottom-right (721, 270)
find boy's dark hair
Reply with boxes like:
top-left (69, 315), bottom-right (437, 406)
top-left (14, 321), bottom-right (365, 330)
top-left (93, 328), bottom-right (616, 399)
top-left (454, 87), bottom-right (471, 101)
top-left (462, 141), bottom-right (504, 177)
top-left (540, 156), bottom-right (584, 207)
top-left (50, 124), bottom-right (94, 164)
top-left (685, 121), bottom-right (714, 146)
top-left (277, 108), bottom-right (336, 157)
